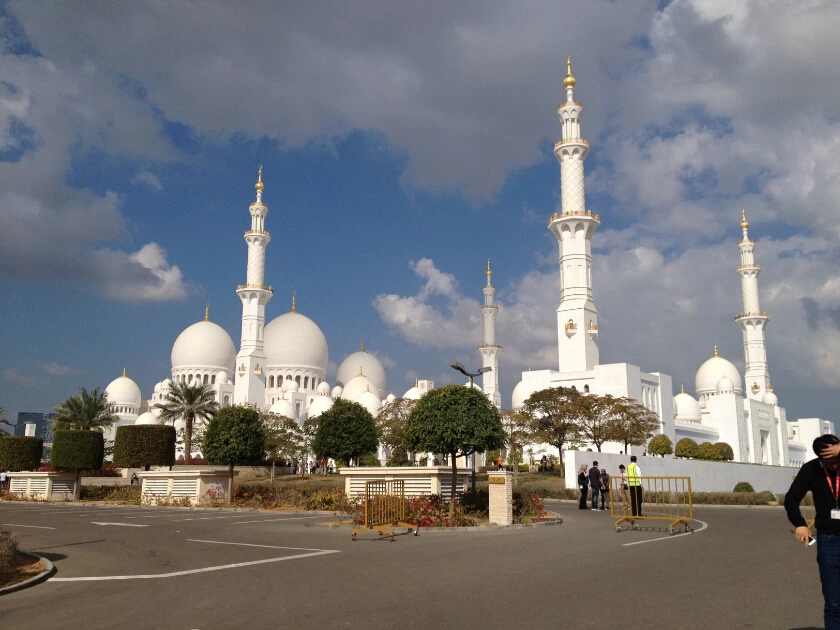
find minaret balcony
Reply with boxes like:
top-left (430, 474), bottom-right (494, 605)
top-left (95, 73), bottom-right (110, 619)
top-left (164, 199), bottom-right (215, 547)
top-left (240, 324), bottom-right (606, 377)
top-left (736, 264), bottom-right (760, 271)
top-left (735, 311), bottom-right (770, 320)
top-left (554, 138), bottom-right (589, 150)
top-left (236, 283), bottom-right (274, 293)
top-left (548, 210), bottom-right (601, 226)
top-left (244, 229), bottom-right (270, 237)
top-left (587, 322), bottom-right (598, 337)
top-left (564, 321), bottom-right (577, 338)
top-left (557, 100), bottom-right (583, 111)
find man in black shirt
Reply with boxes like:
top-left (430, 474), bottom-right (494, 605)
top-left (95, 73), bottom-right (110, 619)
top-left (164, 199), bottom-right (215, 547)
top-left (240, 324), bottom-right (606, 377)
top-left (588, 461), bottom-right (602, 511)
top-left (786, 434), bottom-right (840, 630)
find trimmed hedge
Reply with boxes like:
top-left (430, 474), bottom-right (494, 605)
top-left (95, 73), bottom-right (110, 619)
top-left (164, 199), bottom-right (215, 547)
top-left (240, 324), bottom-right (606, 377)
top-left (0, 436), bottom-right (43, 471)
top-left (52, 430), bottom-right (104, 471)
top-left (113, 425), bottom-right (176, 469)
top-left (715, 442), bottom-right (735, 461)
top-left (648, 434), bottom-right (674, 456)
top-left (733, 481), bottom-right (755, 493)
top-left (675, 437), bottom-right (699, 458)
top-left (696, 441), bottom-right (719, 460)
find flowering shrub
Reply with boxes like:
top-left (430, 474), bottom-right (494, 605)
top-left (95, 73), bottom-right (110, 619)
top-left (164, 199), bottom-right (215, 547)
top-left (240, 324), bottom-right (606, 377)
top-left (0, 490), bottom-right (47, 502)
top-left (141, 493), bottom-right (192, 507)
top-left (512, 490), bottom-right (547, 523)
top-left (230, 484), bottom-right (358, 513)
top-left (36, 462), bottom-right (122, 477)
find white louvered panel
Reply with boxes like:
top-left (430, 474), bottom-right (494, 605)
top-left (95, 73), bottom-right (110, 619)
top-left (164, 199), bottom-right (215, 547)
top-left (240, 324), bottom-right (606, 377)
top-left (171, 479), bottom-right (198, 498)
top-left (51, 480), bottom-right (75, 495)
top-left (29, 479), bottom-right (48, 495)
top-left (10, 479), bottom-right (28, 493)
top-left (439, 477), bottom-right (466, 497)
top-left (143, 478), bottom-right (170, 496)
top-left (403, 479), bottom-right (432, 497)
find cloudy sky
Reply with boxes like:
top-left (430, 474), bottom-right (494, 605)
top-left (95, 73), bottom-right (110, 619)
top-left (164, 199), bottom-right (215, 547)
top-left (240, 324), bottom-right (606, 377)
top-left (1, 0), bottom-right (838, 429)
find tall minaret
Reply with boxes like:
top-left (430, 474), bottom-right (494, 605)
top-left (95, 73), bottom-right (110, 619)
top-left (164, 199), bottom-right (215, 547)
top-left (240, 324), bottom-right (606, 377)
top-left (479, 259), bottom-right (501, 408)
top-left (233, 166), bottom-right (273, 409)
top-left (548, 56), bottom-right (600, 373)
top-left (735, 208), bottom-right (771, 400)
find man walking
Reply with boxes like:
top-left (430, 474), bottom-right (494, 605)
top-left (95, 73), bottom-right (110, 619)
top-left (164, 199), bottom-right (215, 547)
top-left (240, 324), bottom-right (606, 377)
top-left (588, 461), bottom-right (602, 511)
top-left (600, 464), bottom-right (610, 511)
top-left (628, 455), bottom-right (643, 517)
top-left (786, 434), bottom-right (840, 629)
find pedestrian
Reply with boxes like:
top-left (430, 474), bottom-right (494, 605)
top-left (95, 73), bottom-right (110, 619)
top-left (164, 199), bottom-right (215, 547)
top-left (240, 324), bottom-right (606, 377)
top-left (618, 464), bottom-right (631, 510)
top-left (496, 455), bottom-right (504, 471)
top-left (328, 457), bottom-right (335, 474)
top-left (786, 434), bottom-right (840, 629)
top-left (600, 465), bottom-right (610, 511)
top-left (0, 470), bottom-right (7, 491)
top-left (588, 461), bottom-right (602, 511)
top-left (292, 458), bottom-right (298, 475)
top-left (578, 464), bottom-right (589, 510)
top-left (628, 455), bottom-right (643, 517)
top-left (540, 455), bottom-right (548, 473)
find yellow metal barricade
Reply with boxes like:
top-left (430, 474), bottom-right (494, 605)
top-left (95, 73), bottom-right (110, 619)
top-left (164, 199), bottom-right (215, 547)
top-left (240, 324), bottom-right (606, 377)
top-left (351, 480), bottom-right (418, 541)
top-left (610, 476), bottom-right (694, 535)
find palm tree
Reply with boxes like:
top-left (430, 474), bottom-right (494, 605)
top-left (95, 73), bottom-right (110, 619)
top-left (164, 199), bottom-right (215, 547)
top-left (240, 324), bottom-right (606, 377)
top-left (53, 388), bottom-right (118, 431)
top-left (0, 406), bottom-right (10, 433)
top-left (156, 382), bottom-right (218, 462)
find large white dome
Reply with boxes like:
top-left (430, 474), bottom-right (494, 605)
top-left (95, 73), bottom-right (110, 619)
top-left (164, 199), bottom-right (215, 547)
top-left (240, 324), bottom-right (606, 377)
top-left (342, 374), bottom-right (376, 402)
top-left (269, 397), bottom-right (295, 419)
top-left (403, 386), bottom-right (421, 400)
top-left (336, 349), bottom-right (386, 394)
top-left (674, 387), bottom-right (701, 422)
top-left (512, 378), bottom-right (541, 410)
top-left (695, 348), bottom-right (742, 395)
top-left (171, 320), bottom-right (236, 372)
top-left (307, 394), bottom-right (334, 419)
top-left (264, 311), bottom-right (328, 371)
top-left (134, 412), bottom-right (158, 425)
top-left (105, 370), bottom-right (142, 406)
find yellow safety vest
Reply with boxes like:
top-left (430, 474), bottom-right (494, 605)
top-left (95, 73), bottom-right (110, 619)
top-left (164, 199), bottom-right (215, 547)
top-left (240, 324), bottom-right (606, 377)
top-left (628, 463), bottom-right (641, 486)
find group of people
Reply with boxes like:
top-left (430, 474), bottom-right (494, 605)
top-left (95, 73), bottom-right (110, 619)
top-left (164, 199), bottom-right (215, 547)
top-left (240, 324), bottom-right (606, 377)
top-left (292, 458), bottom-right (335, 476)
top-left (577, 455), bottom-right (644, 515)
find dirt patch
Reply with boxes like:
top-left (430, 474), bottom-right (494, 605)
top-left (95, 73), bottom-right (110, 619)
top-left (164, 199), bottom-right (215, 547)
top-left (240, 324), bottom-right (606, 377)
top-left (0, 553), bottom-right (46, 590)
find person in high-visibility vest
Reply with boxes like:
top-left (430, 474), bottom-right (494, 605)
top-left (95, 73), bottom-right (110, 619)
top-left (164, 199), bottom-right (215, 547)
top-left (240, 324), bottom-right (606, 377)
top-left (628, 455), bottom-right (643, 517)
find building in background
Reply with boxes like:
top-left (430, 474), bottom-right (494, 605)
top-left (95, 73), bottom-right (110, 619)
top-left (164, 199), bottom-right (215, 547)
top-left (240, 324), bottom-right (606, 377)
top-left (13, 412), bottom-right (56, 443)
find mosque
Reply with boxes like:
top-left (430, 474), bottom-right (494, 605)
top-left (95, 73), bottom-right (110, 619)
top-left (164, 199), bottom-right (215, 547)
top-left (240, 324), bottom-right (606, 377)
top-left (98, 59), bottom-right (830, 468)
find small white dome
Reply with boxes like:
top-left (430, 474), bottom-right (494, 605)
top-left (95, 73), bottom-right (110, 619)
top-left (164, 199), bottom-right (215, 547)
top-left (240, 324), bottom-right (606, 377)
top-left (264, 311), bottom-right (329, 372)
top-left (307, 394), bottom-right (334, 419)
top-left (342, 374), bottom-right (376, 402)
top-left (358, 388), bottom-right (382, 417)
top-left (317, 381), bottom-right (331, 395)
top-left (512, 378), bottom-right (540, 410)
top-left (153, 382), bottom-right (162, 393)
top-left (716, 375), bottom-right (734, 393)
top-left (762, 390), bottom-right (778, 405)
top-left (336, 350), bottom-right (386, 394)
top-left (162, 378), bottom-right (172, 387)
top-left (331, 385), bottom-right (343, 399)
top-left (171, 320), bottom-right (236, 373)
top-left (134, 412), bottom-right (158, 425)
top-left (403, 386), bottom-right (421, 400)
top-left (216, 372), bottom-right (229, 385)
top-left (105, 371), bottom-right (142, 407)
top-left (385, 393), bottom-right (396, 404)
top-left (286, 381), bottom-right (300, 393)
top-left (269, 397), bottom-right (295, 418)
top-left (673, 388), bottom-right (701, 422)
top-left (695, 349), bottom-right (743, 395)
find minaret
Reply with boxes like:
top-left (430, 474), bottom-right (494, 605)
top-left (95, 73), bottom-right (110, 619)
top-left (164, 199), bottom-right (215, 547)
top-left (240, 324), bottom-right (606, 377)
top-left (478, 259), bottom-right (501, 408)
top-left (735, 209), bottom-right (771, 400)
top-left (233, 166), bottom-right (273, 409)
top-left (548, 56), bottom-right (600, 372)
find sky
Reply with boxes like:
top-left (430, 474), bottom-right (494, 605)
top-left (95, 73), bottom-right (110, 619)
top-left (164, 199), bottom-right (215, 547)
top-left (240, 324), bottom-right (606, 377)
top-left (1, 0), bottom-right (839, 431)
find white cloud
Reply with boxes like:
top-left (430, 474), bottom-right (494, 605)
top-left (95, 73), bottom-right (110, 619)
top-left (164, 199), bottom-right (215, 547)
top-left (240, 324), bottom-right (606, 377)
top-left (4, 368), bottom-right (43, 387)
top-left (41, 362), bottom-right (84, 376)
top-left (99, 243), bottom-right (189, 302)
top-left (131, 170), bottom-right (163, 191)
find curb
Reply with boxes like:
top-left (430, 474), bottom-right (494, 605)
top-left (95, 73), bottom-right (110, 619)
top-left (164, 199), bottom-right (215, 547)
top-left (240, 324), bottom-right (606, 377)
top-left (0, 552), bottom-right (55, 596)
top-left (0, 501), bottom-right (260, 513)
top-left (544, 498), bottom-right (782, 510)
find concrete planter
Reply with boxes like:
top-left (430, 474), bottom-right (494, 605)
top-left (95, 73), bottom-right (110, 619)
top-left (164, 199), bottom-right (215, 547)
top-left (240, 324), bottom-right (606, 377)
top-left (137, 470), bottom-right (239, 505)
top-left (7, 472), bottom-right (80, 501)
top-left (340, 466), bottom-right (471, 497)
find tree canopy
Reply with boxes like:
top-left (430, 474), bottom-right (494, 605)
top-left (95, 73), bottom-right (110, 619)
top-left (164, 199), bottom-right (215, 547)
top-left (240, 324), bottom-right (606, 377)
top-left (522, 386), bottom-right (581, 475)
top-left (607, 397), bottom-right (661, 453)
top-left (53, 387), bottom-right (118, 432)
top-left (312, 399), bottom-right (378, 464)
top-left (156, 382), bottom-right (218, 461)
top-left (675, 437), bottom-right (699, 458)
top-left (204, 405), bottom-right (266, 502)
top-left (376, 397), bottom-right (415, 465)
top-left (647, 433), bottom-right (674, 456)
top-left (574, 393), bottom-right (617, 453)
top-left (262, 413), bottom-right (303, 480)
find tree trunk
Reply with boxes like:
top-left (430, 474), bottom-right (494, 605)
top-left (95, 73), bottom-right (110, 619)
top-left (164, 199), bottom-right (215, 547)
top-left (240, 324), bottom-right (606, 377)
top-left (184, 412), bottom-right (193, 463)
top-left (227, 463), bottom-right (234, 504)
top-left (271, 459), bottom-right (275, 484)
top-left (448, 452), bottom-right (458, 521)
top-left (559, 445), bottom-right (565, 477)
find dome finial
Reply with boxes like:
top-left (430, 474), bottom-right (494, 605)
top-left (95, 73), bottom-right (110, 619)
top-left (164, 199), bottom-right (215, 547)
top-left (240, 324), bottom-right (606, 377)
top-left (564, 55), bottom-right (576, 88)
top-left (713, 345), bottom-right (718, 357)
top-left (204, 303), bottom-right (210, 322)
top-left (291, 291), bottom-right (296, 313)
top-left (680, 384), bottom-right (685, 394)
top-left (122, 367), bottom-right (127, 378)
top-left (486, 258), bottom-right (492, 277)
top-left (358, 366), bottom-right (365, 377)
top-left (255, 165), bottom-right (264, 193)
top-left (360, 337), bottom-right (365, 352)
top-left (740, 207), bottom-right (749, 231)
top-left (415, 377), bottom-right (419, 387)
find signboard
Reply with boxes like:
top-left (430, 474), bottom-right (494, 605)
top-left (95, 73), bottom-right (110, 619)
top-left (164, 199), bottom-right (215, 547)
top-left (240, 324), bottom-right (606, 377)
top-left (488, 476), bottom-right (506, 485)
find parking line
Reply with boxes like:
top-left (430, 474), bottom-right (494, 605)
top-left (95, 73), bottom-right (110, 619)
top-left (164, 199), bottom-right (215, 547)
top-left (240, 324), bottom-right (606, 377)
top-left (50, 550), bottom-right (340, 582)
top-left (229, 515), bottom-right (329, 525)
top-left (2, 523), bottom-right (56, 529)
top-left (187, 539), bottom-right (332, 552)
top-left (621, 519), bottom-right (708, 546)
top-left (174, 514), bottom-right (264, 522)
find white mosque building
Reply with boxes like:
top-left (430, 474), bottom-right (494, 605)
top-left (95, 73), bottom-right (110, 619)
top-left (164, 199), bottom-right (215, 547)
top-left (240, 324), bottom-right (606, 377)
top-left (509, 58), bottom-right (831, 467)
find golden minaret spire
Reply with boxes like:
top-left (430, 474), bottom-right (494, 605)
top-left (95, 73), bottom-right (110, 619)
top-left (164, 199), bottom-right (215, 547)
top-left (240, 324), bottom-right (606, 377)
top-left (564, 55), bottom-right (576, 88)
top-left (291, 291), bottom-right (296, 313)
top-left (204, 303), bottom-right (210, 321)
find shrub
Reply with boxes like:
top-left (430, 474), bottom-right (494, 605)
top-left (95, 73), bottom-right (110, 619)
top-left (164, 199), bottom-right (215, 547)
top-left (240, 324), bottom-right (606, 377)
top-left (79, 485), bottom-right (141, 504)
top-left (52, 431), bottom-right (104, 471)
top-left (675, 437), bottom-right (699, 458)
top-left (512, 489), bottom-right (547, 523)
top-left (758, 490), bottom-right (777, 504)
top-left (696, 441), bottom-right (719, 461)
top-left (0, 528), bottom-right (18, 584)
top-left (359, 452), bottom-right (381, 467)
top-left (714, 442), bottom-right (735, 461)
top-left (0, 436), bottom-right (43, 471)
top-left (733, 481), bottom-right (755, 493)
top-left (113, 425), bottom-right (176, 470)
top-left (647, 434), bottom-right (674, 456)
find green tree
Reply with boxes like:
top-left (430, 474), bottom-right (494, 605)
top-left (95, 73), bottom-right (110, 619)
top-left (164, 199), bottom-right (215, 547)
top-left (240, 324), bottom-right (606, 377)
top-left (376, 398), bottom-right (416, 466)
top-left (113, 425), bottom-right (176, 471)
top-left (607, 397), bottom-right (661, 453)
top-left (576, 393), bottom-right (618, 453)
top-left (522, 386), bottom-right (581, 477)
top-left (647, 434), bottom-right (674, 456)
top-left (696, 441), bottom-right (719, 461)
top-left (675, 437), bottom-right (699, 458)
top-left (0, 406), bottom-right (9, 431)
top-left (0, 437), bottom-right (43, 471)
top-left (501, 409), bottom-right (531, 486)
top-left (313, 399), bottom-right (378, 466)
top-left (714, 442), bottom-right (734, 461)
top-left (52, 430), bottom-right (105, 493)
top-left (53, 387), bottom-right (118, 432)
top-left (262, 414), bottom-right (303, 482)
top-left (404, 385), bottom-right (504, 519)
top-left (156, 382), bottom-right (218, 462)
top-left (203, 405), bottom-right (266, 502)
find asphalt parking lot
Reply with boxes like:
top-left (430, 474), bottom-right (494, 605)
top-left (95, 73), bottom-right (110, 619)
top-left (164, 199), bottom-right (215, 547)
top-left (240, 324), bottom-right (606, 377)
top-left (0, 499), bottom-right (825, 630)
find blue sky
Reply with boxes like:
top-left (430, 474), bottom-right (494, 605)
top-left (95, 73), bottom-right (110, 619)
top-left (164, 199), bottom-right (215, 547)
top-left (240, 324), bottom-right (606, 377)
top-left (2, 1), bottom-right (839, 429)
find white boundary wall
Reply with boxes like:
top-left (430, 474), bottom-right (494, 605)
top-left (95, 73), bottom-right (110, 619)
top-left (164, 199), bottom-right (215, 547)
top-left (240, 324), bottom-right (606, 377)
top-left (564, 450), bottom-right (800, 494)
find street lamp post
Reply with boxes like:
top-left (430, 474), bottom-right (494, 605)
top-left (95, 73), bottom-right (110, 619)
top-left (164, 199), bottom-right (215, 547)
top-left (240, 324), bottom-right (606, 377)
top-left (449, 362), bottom-right (492, 493)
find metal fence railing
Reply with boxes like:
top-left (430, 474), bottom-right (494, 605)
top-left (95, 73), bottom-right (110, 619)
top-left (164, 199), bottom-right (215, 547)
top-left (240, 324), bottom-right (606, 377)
top-left (351, 480), bottom-right (418, 541)
top-left (610, 476), bottom-right (695, 535)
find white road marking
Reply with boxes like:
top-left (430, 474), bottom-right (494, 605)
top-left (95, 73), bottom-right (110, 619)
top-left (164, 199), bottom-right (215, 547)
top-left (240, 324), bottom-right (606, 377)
top-left (49, 550), bottom-right (340, 582)
top-left (187, 539), bottom-right (333, 551)
top-left (91, 522), bottom-right (150, 527)
top-left (174, 514), bottom-right (264, 522)
top-left (621, 519), bottom-right (708, 546)
top-left (230, 515), bottom-right (329, 525)
top-left (2, 523), bottom-right (56, 529)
